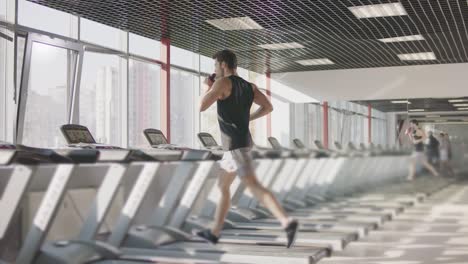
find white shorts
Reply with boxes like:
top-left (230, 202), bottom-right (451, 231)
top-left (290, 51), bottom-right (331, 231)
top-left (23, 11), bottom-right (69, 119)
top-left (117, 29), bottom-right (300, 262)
top-left (440, 149), bottom-right (449, 161)
top-left (411, 151), bottom-right (426, 163)
top-left (219, 147), bottom-right (255, 177)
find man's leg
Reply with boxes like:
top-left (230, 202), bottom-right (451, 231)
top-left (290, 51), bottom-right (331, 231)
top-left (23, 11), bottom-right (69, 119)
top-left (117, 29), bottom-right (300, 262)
top-left (422, 159), bottom-right (439, 177)
top-left (241, 173), bottom-right (298, 248)
top-left (241, 174), bottom-right (289, 227)
top-left (211, 170), bottom-right (236, 237)
top-left (407, 158), bottom-right (416, 181)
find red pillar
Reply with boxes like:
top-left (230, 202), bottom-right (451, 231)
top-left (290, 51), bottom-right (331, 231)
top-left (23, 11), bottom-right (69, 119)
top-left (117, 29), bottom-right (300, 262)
top-left (323, 101), bottom-right (329, 149)
top-left (161, 38), bottom-right (171, 142)
top-left (266, 72), bottom-right (272, 138)
top-left (368, 104), bottom-right (372, 144)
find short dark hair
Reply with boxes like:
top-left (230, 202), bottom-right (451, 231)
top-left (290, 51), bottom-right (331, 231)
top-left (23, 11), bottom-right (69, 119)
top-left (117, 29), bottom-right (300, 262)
top-left (410, 119), bottom-right (419, 125)
top-left (213, 50), bottom-right (237, 69)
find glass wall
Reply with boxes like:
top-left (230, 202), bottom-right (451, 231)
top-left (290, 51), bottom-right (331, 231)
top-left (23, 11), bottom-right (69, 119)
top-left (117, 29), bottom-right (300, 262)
top-left (18, 0), bottom-right (78, 38)
top-left (7, 4), bottom-right (393, 150)
top-left (0, 27), bottom-right (8, 141)
top-left (80, 52), bottom-right (125, 146)
top-left (170, 68), bottom-right (199, 147)
top-left (128, 59), bottom-right (161, 147)
top-left (21, 43), bottom-right (70, 147)
top-left (199, 77), bottom-right (221, 147)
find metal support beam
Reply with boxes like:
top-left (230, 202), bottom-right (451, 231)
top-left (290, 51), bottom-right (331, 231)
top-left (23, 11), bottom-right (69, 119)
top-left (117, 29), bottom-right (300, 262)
top-left (160, 38), bottom-right (170, 142)
top-left (323, 101), bottom-right (329, 149)
top-left (266, 72), bottom-right (272, 138)
top-left (368, 104), bottom-right (372, 144)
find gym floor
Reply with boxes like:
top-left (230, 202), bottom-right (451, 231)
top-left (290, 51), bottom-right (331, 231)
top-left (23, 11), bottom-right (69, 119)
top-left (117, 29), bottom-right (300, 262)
top-left (323, 178), bottom-right (468, 264)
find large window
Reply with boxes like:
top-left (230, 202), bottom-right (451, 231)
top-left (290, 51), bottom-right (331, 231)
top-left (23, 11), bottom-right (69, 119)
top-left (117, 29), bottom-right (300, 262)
top-left (80, 52), bottom-right (125, 146)
top-left (199, 77), bottom-right (221, 147)
top-left (248, 72), bottom-right (267, 146)
top-left (128, 59), bottom-right (161, 148)
top-left (129, 33), bottom-right (161, 60)
top-left (170, 46), bottom-right (199, 71)
top-left (307, 104), bottom-right (322, 146)
top-left (0, 29), bottom-right (7, 140)
top-left (170, 68), bottom-right (199, 147)
top-left (80, 18), bottom-right (126, 51)
top-left (18, 0), bottom-right (77, 38)
top-left (21, 43), bottom-right (70, 147)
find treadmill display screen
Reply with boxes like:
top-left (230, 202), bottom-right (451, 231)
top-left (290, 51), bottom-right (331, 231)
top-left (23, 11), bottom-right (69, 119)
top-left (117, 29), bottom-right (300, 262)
top-left (148, 133), bottom-right (167, 145)
top-left (201, 136), bottom-right (218, 147)
top-left (65, 129), bottom-right (95, 144)
top-left (269, 138), bottom-right (281, 149)
top-left (294, 139), bottom-right (305, 148)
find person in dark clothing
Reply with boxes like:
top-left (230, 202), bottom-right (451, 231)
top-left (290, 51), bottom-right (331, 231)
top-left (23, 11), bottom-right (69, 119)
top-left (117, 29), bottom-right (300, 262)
top-left (197, 50), bottom-right (298, 248)
top-left (407, 120), bottom-right (439, 181)
top-left (426, 131), bottom-right (440, 165)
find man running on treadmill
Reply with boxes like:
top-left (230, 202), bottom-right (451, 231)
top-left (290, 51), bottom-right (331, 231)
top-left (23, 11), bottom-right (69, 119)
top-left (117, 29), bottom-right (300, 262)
top-left (197, 49), bottom-right (298, 248)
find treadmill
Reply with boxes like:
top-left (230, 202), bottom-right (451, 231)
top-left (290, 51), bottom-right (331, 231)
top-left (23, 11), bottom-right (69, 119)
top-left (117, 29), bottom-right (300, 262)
top-left (288, 139), bottom-right (410, 215)
top-left (193, 133), bottom-right (360, 251)
top-left (36, 127), bottom-right (328, 264)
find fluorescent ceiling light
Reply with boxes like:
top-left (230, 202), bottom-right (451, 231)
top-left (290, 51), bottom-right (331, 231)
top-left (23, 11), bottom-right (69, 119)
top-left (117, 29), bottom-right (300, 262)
top-left (453, 103), bottom-right (468, 107)
top-left (409, 109), bottom-right (425, 112)
top-left (378, 34), bottom-right (425, 43)
top-left (398, 52), bottom-right (436, 61)
top-left (457, 107), bottom-right (468, 110)
top-left (426, 115), bottom-right (440, 118)
top-left (349, 2), bottom-right (408, 19)
top-left (205, 17), bottom-right (263, 31)
top-left (258, 42), bottom-right (305, 50)
top-left (296, 58), bottom-right (334, 66)
top-left (449, 99), bottom-right (468, 103)
top-left (391, 100), bottom-right (411, 104)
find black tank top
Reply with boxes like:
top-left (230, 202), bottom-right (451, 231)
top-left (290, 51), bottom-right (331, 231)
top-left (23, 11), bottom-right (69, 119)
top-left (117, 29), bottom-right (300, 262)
top-left (217, 75), bottom-right (254, 150)
top-left (413, 130), bottom-right (424, 152)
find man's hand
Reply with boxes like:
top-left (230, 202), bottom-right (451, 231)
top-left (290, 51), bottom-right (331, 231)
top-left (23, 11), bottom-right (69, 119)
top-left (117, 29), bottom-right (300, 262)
top-left (203, 74), bottom-right (216, 91)
top-left (250, 84), bottom-right (273, 121)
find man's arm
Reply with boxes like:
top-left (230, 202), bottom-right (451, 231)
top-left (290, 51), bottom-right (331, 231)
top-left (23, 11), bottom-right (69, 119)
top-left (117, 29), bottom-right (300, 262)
top-left (250, 84), bottom-right (273, 121)
top-left (199, 78), bottom-right (228, 112)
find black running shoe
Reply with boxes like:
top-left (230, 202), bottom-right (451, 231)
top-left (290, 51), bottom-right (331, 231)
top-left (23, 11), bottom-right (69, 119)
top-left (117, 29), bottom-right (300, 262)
top-left (285, 220), bottom-right (299, 248)
top-left (195, 229), bottom-right (219, 245)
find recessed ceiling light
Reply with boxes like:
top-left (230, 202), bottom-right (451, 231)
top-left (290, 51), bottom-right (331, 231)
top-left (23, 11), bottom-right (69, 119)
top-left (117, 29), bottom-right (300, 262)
top-left (449, 99), bottom-right (468, 103)
top-left (453, 104), bottom-right (468, 107)
top-left (398, 52), bottom-right (436, 61)
top-left (205, 17), bottom-right (263, 31)
top-left (391, 100), bottom-right (411, 104)
top-left (296, 58), bottom-right (334, 66)
top-left (409, 109), bottom-right (425, 112)
top-left (348, 2), bottom-right (408, 19)
top-left (378, 34), bottom-right (425, 43)
top-left (258, 42), bottom-right (305, 50)
top-left (458, 107), bottom-right (468, 110)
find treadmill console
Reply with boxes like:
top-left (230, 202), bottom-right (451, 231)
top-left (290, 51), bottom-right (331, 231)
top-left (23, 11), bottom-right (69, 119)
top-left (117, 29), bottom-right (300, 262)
top-left (293, 139), bottom-right (306, 149)
top-left (267, 137), bottom-right (282, 150)
top-left (61, 124), bottom-right (96, 144)
top-left (0, 141), bottom-right (16, 165)
top-left (144, 129), bottom-right (169, 145)
top-left (143, 128), bottom-right (186, 151)
top-left (197, 133), bottom-right (219, 148)
top-left (60, 124), bottom-right (120, 150)
top-left (314, 140), bottom-right (325, 150)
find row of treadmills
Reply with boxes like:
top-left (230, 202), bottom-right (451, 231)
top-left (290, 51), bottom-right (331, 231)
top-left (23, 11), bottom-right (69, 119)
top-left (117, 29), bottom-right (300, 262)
top-left (0, 124), bottom-right (452, 264)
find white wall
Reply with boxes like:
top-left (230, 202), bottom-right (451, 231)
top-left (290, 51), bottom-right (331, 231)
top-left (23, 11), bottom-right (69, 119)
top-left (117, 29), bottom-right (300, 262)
top-left (272, 63), bottom-right (468, 101)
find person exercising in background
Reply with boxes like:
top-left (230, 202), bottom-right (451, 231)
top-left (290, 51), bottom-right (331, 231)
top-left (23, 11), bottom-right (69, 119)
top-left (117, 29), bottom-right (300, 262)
top-left (197, 49), bottom-right (298, 248)
top-left (407, 120), bottom-right (439, 181)
top-left (439, 132), bottom-right (455, 177)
